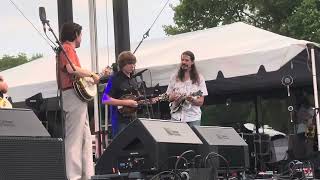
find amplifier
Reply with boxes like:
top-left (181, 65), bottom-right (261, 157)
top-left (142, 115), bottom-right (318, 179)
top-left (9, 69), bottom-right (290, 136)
top-left (192, 126), bottom-right (249, 171)
top-left (0, 108), bottom-right (50, 137)
top-left (95, 119), bottom-right (202, 174)
top-left (0, 137), bottom-right (66, 180)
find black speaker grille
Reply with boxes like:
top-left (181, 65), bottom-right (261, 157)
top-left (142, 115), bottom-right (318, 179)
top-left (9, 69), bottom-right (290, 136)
top-left (0, 137), bottom-right (66, 180)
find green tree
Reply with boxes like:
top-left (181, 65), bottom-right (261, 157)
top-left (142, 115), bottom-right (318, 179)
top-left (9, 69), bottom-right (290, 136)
top-left (0, 53), bottom-right (43, 71)
top-left (164, 0), bottom-right (320, 43)
top-left (283, 0), bottom-right (320, 42)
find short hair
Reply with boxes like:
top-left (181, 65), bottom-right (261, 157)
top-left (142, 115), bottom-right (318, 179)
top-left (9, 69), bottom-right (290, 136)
top-left (181, 50), bottom-right (195, 61)
top-left (118, 51), bottom-right (136, 70)
top-left (60, 22), bottom-right (82, 42)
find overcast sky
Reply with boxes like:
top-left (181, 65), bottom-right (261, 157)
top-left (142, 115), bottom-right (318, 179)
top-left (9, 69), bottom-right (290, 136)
top-left (1, 0), bottom-right (178, 57)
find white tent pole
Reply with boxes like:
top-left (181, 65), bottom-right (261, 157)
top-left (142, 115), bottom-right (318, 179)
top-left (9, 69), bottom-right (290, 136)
top-left (88, 0), bottom-right (101, 157)
top-left (310, 46), bottom-right (320, 151)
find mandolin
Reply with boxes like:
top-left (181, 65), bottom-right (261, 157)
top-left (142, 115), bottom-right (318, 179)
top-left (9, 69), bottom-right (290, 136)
top-left (117, 93), bottom-right (169, 115)
top-left (169, 90), bottom-right (203, 113)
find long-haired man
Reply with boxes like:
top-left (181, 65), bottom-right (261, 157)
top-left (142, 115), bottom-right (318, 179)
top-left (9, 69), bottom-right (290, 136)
top-left (166, 50), bottom-right (208, 126)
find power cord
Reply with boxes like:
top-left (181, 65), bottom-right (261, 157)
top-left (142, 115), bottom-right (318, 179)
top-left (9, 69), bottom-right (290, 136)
top-left (205, 151), bottom-right (230, 180)
top-left (149, 170), bottom-right (182, 180)
top-left (191, 154), bottom-right (202, 168)
top-left (175, 150), bottom-right (196, 170)
top-left (158, 155), bottom-right (187, 170)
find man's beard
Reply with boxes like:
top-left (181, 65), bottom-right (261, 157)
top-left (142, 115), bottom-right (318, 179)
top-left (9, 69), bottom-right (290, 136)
top-left (180, 67), bottom-right (187, 72)
top-left (180, 64), bottom-right (188, 71)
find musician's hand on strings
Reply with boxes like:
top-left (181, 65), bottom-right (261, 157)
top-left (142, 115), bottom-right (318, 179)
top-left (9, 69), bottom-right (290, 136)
top-left (169, 92), bottom-right (182, 102)
top-left (186, 96), bottom-right (195, 103)
top-left (125, 99), bottom-right (138, 107)
top-left (91, 73), bottom-right (100, 84)
top-left (150, 97), bottom-right (158, 104)
top-left (186, 96), bottom-right (196, 104)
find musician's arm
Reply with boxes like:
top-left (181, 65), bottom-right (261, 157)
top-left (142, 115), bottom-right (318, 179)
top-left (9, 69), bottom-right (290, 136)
top-left (60, 45), bottom-right (97, 80)
top-left (102, 96), bottom-right (138, 107)
top-left (188, 75), bottom-right (207, 106)
top-left (65, 64), bottom-right (92, 77)
top-left (168, 93), bottom-right (180, 102)
top-left (166, 76), bottom-right (180, 102)
top-left (65, 64), bottom-right (100, 83)
top-left (187, 96), bottom-right (204, 106)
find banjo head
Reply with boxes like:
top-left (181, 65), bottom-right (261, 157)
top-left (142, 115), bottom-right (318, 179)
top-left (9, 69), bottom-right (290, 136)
top-left (81, 77), bottom-right (97, 96)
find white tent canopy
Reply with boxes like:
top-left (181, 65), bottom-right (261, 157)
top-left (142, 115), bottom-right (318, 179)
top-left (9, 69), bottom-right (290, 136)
top-left (1, 22), bottom-right (312, 103)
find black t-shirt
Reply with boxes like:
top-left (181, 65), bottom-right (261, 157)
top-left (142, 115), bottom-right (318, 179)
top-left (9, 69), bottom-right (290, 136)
top-left (108, 71), bottom-right (139, 99)
top-left (105, 71), bottom-right (139, 122)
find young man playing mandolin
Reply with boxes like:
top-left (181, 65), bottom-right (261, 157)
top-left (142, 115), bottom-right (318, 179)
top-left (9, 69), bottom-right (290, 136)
top-left (59, 22), bottom-right (110, 180)
top-left (166, 51), bottom-right (208, 126)
top-left (102, 51), bottom-right (141, 137)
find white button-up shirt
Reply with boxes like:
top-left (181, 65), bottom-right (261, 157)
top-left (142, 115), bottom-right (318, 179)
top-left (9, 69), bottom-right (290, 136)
top-left (166, 74), bottom-right (208, 122)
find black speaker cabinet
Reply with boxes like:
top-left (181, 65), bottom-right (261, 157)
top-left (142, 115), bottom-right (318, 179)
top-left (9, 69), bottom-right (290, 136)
top-left (95, 119), bottom-right (203, 174)
top-left (192, 126), bottom-right (249, 171)
top-left (0, 137), bottom-right (66, 180)
top-left (0, 108), bottom-right (65, 179)
top-left (0, 108), bottom-right (50, 137)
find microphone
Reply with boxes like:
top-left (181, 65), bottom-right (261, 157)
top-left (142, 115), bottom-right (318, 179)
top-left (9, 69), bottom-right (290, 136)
top-left (39, 7), bottom-right (49, 32)
top-left (132, 69), bottom-right (148, 78)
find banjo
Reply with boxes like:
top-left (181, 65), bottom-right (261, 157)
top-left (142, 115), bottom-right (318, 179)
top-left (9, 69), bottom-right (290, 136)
top-left (61, 49), bottom-right (111, 102)
top-left (72, 67), bottom-right (111, 102)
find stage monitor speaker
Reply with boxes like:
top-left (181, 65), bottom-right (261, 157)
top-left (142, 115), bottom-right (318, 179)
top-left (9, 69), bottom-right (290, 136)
top-left (192, 126), bottom-right (249, 171)
top-left (95, 119), bottom-right (203, 174)
top-left (0, 137), bottom-right (66, 180)
top-left (0, 108), bottom-right (50, 137)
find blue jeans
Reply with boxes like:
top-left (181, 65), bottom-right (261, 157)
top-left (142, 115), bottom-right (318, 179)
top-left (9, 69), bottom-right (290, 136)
top-left (171, 117), bottom-right (201, 127)
top-left (113, 121), bottom-right (130, 138)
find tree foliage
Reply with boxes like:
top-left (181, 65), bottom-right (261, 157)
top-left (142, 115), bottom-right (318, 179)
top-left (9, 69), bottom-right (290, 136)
top-left (164, 0), bottom-right (320, 43)
top-left (0, 53), bottom-right (43, 71)
top-left (284, 0), bottom-right (320, 42)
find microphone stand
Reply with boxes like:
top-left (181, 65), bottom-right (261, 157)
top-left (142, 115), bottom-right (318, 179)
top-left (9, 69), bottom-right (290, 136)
top-left (45, 20), bottom-right (81, 139)
top-left (44, 21), bottom-right (67, 139)
top-left (41, 20), bottom-right (68, 179)
top-left (136, 74), bottom-right (151, 119)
